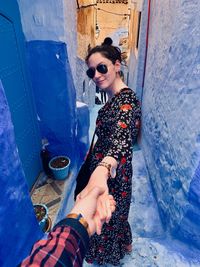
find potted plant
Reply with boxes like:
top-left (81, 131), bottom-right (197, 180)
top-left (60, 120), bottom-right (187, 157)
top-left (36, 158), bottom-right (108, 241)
top-left (49, 155), bottom-right (70, 180)
top-left (34, 204), bottom-right (49, 232)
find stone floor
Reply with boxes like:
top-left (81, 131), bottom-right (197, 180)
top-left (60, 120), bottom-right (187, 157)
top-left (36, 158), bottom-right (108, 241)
top-left (31, 174), bottom-right (67, 226)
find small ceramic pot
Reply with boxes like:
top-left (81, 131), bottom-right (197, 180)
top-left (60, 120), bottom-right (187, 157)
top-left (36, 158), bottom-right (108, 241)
top-left (49, 156), bottom-right (70, 180)
top-left (33, 204), bottom-right (48, 232)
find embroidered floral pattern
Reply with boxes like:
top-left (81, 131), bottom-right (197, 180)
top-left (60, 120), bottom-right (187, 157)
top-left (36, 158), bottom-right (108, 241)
top-left (85, 88), bottom-right (141, 266)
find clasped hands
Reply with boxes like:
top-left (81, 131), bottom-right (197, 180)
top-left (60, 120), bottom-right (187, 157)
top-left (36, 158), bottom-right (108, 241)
top-left (75, 167), bottom-right (115, 236)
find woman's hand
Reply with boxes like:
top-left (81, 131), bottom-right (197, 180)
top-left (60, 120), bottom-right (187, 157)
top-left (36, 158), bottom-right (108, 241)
top-left (77, 157), bottom-right (118, 234)
top-left (77, 165), bottom-right (109, 200)
top-left (71, 187), bottom-right (116, 235)
top-left (94, 192), bottom-right (115, 235)
top-left (76, 166), bottom-right (111, 232)
top-left (77, 156), bottom-right (117, 201)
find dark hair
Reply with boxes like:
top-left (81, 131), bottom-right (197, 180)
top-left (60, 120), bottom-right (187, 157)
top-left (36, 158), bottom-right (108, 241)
top-left (86, 39), bottom-right (122, 64)
top-left (102, 37), bottom-right (113, 46)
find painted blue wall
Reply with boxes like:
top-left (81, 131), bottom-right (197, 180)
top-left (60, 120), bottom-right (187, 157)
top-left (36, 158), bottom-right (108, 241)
top-left (0, 0), bottom-right (42, 189)
top-left (0, 2), bottom-right (88, 265)
top-left (76, 101), bottom-right (90, 162)
top-left (0, 80), bottom-right (42, 267)
top-left (17, 0), bottom-right (86, 165)
top-left (26, 40), bottom-right (78, 163)
top-left (139, 0), bottom-right (200, 248)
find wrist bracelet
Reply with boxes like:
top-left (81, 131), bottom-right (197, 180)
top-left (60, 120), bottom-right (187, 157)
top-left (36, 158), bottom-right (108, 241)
top-left (66, 213), bottom-right (89, 234)
top-left (97, 161), bottom-right (116, 178)
top-left (98, 161), bottom-right (111, 174)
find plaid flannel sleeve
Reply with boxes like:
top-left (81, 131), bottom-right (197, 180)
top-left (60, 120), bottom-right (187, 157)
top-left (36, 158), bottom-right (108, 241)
top-left (19, 218), bottom-right (89, 267)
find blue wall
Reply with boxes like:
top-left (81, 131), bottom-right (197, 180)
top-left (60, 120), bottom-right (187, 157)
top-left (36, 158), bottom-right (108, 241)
top-left (27, 40), bottom-right (78, 163)
top-left (0, 80), bottom-right (42, 267)
top-left (0, 0), bottom-right (42, 189)
top-left (0, 1), bottom-right (89, 265)
top-left (139, 0), bottom-right (200, 248)
top-left (76, 101), bottom-right (90, 162)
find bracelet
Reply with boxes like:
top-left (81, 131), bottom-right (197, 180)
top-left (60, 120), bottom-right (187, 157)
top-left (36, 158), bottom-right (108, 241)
top-left (66, 213), bottom-right (89, 234)
top-left (98, 161), bottom-right (111, 175)
top-left (98, 161), bottom-right (117, 178)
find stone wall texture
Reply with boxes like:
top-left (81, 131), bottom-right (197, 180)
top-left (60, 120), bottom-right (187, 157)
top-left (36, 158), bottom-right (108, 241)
top-left (140, 0), bottom-right (200, 248)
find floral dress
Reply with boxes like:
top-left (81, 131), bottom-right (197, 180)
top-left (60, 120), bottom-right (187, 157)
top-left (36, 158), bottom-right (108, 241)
top-left (85, 88), bottom-right (141, 266)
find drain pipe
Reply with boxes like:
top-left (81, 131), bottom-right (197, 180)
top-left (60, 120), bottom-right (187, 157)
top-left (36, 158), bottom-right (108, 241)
top-left (142, 0), bottom-right (151, 88)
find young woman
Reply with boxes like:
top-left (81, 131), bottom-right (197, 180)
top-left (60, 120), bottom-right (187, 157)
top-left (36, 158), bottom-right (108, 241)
top-left (78, 41), bottom-right (141, 265)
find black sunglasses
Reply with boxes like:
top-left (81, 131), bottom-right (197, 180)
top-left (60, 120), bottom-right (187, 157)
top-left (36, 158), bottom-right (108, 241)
top-left (86, 64), bottom-right (108, 79)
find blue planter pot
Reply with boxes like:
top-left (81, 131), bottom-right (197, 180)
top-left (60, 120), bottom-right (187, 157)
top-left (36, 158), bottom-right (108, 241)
top-left (49, 156), bottom-right (70, 180)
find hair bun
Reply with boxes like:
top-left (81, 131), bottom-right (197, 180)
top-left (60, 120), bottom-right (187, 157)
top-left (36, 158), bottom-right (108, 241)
top-left (102, 37), bottom-right (113, 46)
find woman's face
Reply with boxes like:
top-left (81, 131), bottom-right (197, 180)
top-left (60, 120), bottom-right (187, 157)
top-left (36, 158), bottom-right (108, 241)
top-left (87, 52), bottom-right (120, 90)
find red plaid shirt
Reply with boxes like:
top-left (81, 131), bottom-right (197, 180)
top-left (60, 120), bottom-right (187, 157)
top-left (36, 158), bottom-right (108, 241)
top-left (20, 218), bottom-right (89, 267)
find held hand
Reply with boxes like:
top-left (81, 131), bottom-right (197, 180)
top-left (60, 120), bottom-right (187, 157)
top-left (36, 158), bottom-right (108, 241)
top-left (94, 192), bottom-right (115, 235)
top-left (76, 163), bottom-right (117, 234)
top-left (77, 166), bottom-right (109, 200)
top-left (71, 187), bottom-right (116, 236)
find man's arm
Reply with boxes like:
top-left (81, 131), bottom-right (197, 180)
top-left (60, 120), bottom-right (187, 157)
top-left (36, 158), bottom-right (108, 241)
top-left (19, 187), bottom-right (116, 267)
top-left (20, 219), bottom-right (88, 267)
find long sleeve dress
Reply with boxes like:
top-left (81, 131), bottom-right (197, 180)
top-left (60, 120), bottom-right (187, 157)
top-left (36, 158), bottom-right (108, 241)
top-left (85, 88), bottom-right (141, 266)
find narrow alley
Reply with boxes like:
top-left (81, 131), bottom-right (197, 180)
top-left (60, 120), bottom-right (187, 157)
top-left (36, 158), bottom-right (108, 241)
top-left (0, 1), bottom-right (200, 267)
